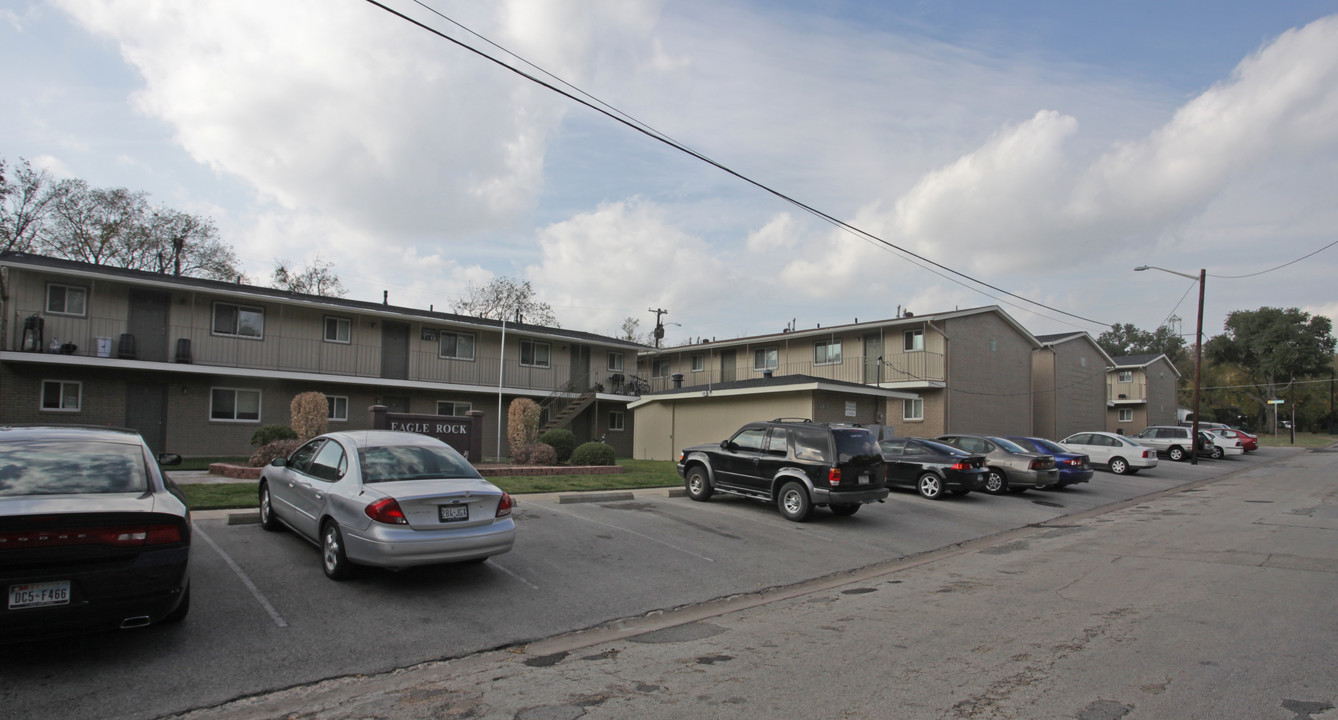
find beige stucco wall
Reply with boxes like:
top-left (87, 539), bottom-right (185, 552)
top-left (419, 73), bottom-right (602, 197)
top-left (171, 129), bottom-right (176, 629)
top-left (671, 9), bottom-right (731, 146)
top-left (631, 391), bottom-right (814, 461)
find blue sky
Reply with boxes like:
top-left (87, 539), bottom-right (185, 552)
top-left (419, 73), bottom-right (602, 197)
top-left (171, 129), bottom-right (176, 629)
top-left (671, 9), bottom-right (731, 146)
top-left (4, 0), bottom-right (1338, 344)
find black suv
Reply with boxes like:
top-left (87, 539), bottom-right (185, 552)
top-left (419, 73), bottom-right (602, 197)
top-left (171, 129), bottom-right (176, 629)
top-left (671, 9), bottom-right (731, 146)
top-left (676, 418), bottom-right (888, 521)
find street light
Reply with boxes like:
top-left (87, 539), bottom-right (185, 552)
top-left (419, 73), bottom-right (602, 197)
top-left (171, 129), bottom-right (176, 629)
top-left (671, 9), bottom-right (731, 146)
top-left (1134, 265), bottom-right (1206, 465)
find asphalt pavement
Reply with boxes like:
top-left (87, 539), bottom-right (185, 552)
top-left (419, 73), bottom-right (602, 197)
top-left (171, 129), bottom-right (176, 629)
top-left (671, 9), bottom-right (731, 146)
top-left (163, 447), bottom-right (1338, 720)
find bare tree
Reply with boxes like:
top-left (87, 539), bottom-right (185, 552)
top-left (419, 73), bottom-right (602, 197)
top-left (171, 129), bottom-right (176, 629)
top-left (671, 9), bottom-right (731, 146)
top-left (618, 316), bottom-right (650, 344)
top-left (271, 257), bottom-right (347, 297)
top-left (452, 277), bottom-right (558, 327)
top-left (0, 157), bottom-right (58, 254)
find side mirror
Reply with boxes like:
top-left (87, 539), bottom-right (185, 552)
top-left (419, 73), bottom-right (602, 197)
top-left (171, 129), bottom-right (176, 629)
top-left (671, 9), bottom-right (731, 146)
top-left (720, 440), bottom-right (733, 451)
top-left (157, 452), bottom-right (182, 467)
top-left (270, 457), bottom-right (288, 467)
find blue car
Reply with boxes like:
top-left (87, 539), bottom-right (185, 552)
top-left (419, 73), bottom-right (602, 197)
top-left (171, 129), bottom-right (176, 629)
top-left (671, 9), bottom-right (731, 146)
top-left (1006, 437), bottom-right (1093, 488)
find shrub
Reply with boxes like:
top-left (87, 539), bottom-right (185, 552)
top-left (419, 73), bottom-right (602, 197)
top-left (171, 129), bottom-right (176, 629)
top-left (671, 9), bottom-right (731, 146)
top-left (249, 439), bottom-right (302, 468)
top-left (250, 425), bottom-right (297, 447)
top-left (507, 398), bottom-right (541, 454)
top-left (538, 429), bottom-right (576, 462)
top-left (570, 441), bottom-right (616, 466)
top-left (527, 443), bottom-right (557, 466)
top-left (291, 391), bottom-right (329, 442)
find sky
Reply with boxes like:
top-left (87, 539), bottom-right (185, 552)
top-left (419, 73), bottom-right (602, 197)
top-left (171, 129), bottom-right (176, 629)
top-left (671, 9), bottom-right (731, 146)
top-left (4, 0), bottom-right (1338, 346)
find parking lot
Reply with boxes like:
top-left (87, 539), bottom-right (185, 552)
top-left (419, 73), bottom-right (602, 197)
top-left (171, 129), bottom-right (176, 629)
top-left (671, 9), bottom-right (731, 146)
top-left (0, 449), bottom-right (1295, 720)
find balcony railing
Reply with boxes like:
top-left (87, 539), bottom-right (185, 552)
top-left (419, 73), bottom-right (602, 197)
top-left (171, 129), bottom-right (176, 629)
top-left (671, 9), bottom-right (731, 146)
top-left (636, 351), bottom-right (946, 393)
top-left (1109, 381), bottom-right (1148, 403)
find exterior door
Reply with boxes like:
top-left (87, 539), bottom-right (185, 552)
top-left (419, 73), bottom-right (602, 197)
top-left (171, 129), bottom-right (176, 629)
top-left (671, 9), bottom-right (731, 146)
top-left (125, 382), bottom-right (168, 453)
top-left (571, 344), bottom-right (590, 388)
top-left (863, 334), bottom-right (883, 384)
top-left (128, 289), bottom-right (171, 362)
top-left (381, 320), bottom-right (409, 379)
top-left (721, 350), bottom-right (737, 383)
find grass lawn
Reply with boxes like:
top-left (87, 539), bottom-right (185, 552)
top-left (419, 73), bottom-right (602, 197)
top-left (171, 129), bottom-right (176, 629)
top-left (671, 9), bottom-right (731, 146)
top-left (177, 459), bottom-right (681, 511)
top-left (1256, 431), bottom-right (1338, 449)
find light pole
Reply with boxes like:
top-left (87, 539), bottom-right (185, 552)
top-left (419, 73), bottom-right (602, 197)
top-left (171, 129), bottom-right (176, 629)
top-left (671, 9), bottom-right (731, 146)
top-left (1135, 265), bottom-right (1206, 465)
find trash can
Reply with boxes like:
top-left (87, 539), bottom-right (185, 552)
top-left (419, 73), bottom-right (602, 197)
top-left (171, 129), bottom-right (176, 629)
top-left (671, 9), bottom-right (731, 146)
top-left (96, 337), bottom-right (113, 358)
top-left (116, 333), bottom-right (136, 359)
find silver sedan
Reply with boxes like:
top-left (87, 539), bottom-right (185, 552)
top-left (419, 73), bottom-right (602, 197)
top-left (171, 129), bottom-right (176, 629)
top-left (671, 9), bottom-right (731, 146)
top-left (259, 430), bottom-right (516, 579)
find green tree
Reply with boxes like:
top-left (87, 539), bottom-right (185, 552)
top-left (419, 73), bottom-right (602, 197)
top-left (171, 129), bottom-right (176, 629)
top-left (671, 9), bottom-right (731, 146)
top-left (1205, 307), bottom-right (1336, 427)
top-left (1097, 323), bottom-right (1188, 368)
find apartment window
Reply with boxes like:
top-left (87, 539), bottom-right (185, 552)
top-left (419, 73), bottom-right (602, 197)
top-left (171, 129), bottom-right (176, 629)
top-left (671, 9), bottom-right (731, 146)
top-left (326, 395), bottom-right (349, 422)
top-left (520, 340), bottom-right (550, 368)
top-left (753, 347), bottom-right (779, 371)
top-left (652, 358), bottom-right (670, 378)
top-left (609, 411), bottom-right (625, 432)
top-left (210, 388), bottom-right (261, 421)
top-left (41, 380), bottom-right (81, 411)
top-left (1117, 370), bottom-right (1133, 383)
top-left (608, 352), bottom-right (624, 372)
top-left (691, 354), bottom-right (705, 372)
top-left (437, 401), bottom-right (472, 416)
top-left (1118, 408), bottom-right (1133, 423)
top-left (439, 331), bottom-right (475, 360)
top-left (324, 317), bottom-right (351, 344)
top-left (903, 397), bottom-right (924, 421)
top-left (814, 340), bottom-right (842, 365)
top-left (212, 302), bottom-right (264, 339)
top-left (904, 330), bottom-right (924, 352)
top-left (46, 284), bottom-right (87, 317)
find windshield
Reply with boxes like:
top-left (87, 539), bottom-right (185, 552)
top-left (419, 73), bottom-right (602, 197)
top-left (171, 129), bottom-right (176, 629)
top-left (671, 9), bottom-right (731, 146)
top-left (0, 439), bottom-right (148, 496)
top-left (989, 437), bottom-right (1031, 454)
top-left (358, 444), bottom-right (479, 483)
top-left (1025, 437), bottom-right (1065, 454)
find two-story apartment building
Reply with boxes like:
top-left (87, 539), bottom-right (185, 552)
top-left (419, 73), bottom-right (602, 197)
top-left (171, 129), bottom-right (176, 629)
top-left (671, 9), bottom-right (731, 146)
top-left (1106, 353), bottom-right (1181, 432)
top-left (0, 252), bottom-right (646, 458)
top-left (629, 306), bottom-right (1048, 460)
top-left (1033, 332), bottom-right (1114, 440)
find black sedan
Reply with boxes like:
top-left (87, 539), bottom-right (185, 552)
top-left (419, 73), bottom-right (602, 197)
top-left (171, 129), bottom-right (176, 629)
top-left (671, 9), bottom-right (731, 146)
top-left (879, 437), bottom-right (988, 500)
top-left (1, 425), bottom-right (190, 640)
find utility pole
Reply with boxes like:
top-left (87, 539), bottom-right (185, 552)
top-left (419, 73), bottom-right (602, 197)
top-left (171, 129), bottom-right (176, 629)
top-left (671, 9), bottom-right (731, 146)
top-left (648, 308), bottom-right (668, 349)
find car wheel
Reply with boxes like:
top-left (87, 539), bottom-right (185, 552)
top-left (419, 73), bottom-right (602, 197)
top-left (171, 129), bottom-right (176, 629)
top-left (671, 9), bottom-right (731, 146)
top-left (1211, 446), bottom-right (1225, 460)
top-left (776, 481), bottom-right (812, 522)
top-left (163, 585), bottom-right (190, 624)
top-left (917, 473), bottom-right (945, 500)
top-left (685, 467), bottom-right (713, 501)
top-left (1168, 446), bottom-right (1186, 462)
top-left (321, 521), bottom-right (355, 580)
top-left (830, 503), bottom-right (860, 516)
top-left (258, 482), bottom-right (282, 531)
top-left (1108, 457), bottom-right (1129, 475)
top-left (983, 469), bottom-right (1008, 495)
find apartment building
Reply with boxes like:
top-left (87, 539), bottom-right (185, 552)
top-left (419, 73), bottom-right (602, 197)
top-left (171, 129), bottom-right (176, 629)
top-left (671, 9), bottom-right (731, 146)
top-left (1106, 353), bottom-right (1181, 432)
top-left (1033, 332), bottom-right (1114, 440)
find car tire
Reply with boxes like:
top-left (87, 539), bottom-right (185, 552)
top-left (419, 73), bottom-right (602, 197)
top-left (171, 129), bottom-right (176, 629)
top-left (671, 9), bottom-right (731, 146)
top-left (163, 585), bottom-right (190, 624)
top-left (983, 469), bottom-right (1008, 495)
top-left (1211, 446), bottom-right (1225, 460)
top-left (776, 481), bottom-right (812, 522)
top-left (321, 521), bottom-right (355, 580)
top-left (1108, 457), bottom-right (1129, 475)
top-left (1168, 446), bottom-right (1186, 462)
top-left (830, 503), bottom-right (860, 516)
top-left (685, 467), bottom-right (713, 501)
top-left (917, 473), bottom-right (945, 500)
top-left (258, 482), bottom-right (282, 532)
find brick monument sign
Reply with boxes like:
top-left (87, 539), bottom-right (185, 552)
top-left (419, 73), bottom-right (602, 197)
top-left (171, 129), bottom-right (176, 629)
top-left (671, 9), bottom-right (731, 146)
top-left (368, 406), bottom-right (485, 462)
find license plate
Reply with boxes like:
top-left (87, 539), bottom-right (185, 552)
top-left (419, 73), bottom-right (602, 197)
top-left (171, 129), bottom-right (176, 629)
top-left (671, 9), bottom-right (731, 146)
top-left (439, 505), bottom-right (469, 522)
top-left (9, 581), bottom-right (71, 610)
top-left (858, 474), bottom-right (870, 485)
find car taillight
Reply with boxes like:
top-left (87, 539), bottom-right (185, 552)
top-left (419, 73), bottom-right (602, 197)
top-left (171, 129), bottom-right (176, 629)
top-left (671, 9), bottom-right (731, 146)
top-left (949, 461), bottom-right (971, 471)
top-left (496, 493), bottom-right (513, 518)
top-left (828, 468), bottom-right (841, 487)
top-left (365, 498), bottom-right (408, 525)
top-left (1029, 459), bottom-right (1042, 470)
top-left (0, 524), bottom-right (182, 548)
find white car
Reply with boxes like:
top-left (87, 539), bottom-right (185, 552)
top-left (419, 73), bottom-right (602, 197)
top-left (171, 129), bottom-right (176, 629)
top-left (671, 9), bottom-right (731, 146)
top-left (1198, 429), bottom-right (1245, 460)
top-left (1059, 431), bottom-right (1159, 475)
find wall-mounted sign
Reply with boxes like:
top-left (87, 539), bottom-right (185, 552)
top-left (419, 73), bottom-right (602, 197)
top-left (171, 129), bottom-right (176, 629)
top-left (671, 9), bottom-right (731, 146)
top-left (421, 328), bottom-right (438, 342)
top-left (845, 401), bottom-right (857, 417)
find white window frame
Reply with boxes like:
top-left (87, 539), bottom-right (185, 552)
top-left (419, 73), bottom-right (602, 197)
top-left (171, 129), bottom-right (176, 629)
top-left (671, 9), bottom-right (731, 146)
top-left (324, 316), bottom-right (351, 344)
top-left (45, 283), bottom-right (87, 317)
top-left (691, 354), bottom-right (705, 372)
top-left (1118, 408), bottom-right (1133, 423)
top-left (753, 347), bottom-right (779, 371)
top-left (814, 339), bottom-right (842, 366)
top-left (607, 352), bottom-right (624, 372)
top-left (212, 302), bottom-right (265, 339)
top-left (40, 380), bottom-right (82, 412)
top-left (903, 397), bottom-right (924, 421)
top-left (609, 410), bottom-right (625, 432)
top-left (326, 395), bottom-right (349, 422)
top-left (520, 340), bottom-right (551, 368)
top-left (210, 387), bottom-right (262, 422)
top-left (438, 331), bottom-right (476, 361)
top-left (904, 330), bottom-right (924, 352)
top-left (437, 400), bottom-right (473, 416)
top-left (1117, 370), bottom-right (1133, 383)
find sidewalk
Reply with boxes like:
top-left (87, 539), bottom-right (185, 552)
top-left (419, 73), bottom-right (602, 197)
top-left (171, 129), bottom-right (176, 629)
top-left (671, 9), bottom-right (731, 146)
top-left (171, 449), bottom-right (1338, 719)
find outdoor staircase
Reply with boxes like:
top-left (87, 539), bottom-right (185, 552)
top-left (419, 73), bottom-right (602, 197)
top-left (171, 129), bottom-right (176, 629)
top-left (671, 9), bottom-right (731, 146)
top-left (540, 390), bottom-right (597, 432)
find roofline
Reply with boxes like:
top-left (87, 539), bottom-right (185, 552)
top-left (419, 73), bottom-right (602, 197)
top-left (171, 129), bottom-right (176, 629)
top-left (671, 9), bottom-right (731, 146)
top-left (1110, 353), bottom-right (1183, 377)
top-left (1036, 332), bottom-right (1117, 366)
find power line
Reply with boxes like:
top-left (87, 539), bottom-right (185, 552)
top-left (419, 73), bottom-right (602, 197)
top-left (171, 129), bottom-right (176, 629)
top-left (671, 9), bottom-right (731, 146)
top-left (1209, 238), bottom-right (1338, 279)
top-left (360, 0), bottom-right (1112, 330)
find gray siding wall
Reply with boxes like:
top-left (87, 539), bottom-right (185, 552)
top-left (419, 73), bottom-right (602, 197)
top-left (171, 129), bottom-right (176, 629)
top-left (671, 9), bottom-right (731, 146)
top-left (941, 313), bottom-right (1034, 436)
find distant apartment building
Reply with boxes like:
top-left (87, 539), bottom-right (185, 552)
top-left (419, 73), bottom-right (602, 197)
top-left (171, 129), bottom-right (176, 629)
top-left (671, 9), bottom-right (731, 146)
top-left (1032, 332), bottom-right (1114, 440)
top-left (1106, 353), bottom-right (1181, 432)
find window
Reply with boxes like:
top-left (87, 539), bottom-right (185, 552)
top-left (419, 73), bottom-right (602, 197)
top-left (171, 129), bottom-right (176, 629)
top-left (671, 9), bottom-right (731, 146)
top-left (904, 330), bottom-right (924, 352)
top-left (46, 284), bottom-right (87, 317)
top-left (753, 347), bottom-right (778, 371)
top-left (327, 395), bottom-right (349, 422)
top-left (652, 358), bottom-right (670, 377)
top-left (903, 397), bottom-right (924, 421)
top-left (439, 332), bottom-right (475, 360)
top-left (1118, 409), bottom-right (1133, 423)
top-left (607, 352), bottom-right (624, 372)
top-left (691, 354), bottom-right (705, 372)
top-left (814, 340), bottom-right (842, 365)
top-left (212, 302), bottom-right (264, 339)
top-left (520, 340), bottom-right (550, 368)
top-left (324, 317), bottom-right (351, 344)
top-left (609, 411), bottom-right (625, 432)
top-left (765, 428), bottom-right (788, 456)
top-left (730, 427), bottom-right (767, 451)
top-left (307, 440), bottom-right (348, 482)
top-left (41, 380), bottom-right (81, 411)
top-left (1117, 370), bottom-right (1133, 383)
top-left (210, 388), bottom-right (261, 421)
top-left (437, 401), bottom-right (472, 416)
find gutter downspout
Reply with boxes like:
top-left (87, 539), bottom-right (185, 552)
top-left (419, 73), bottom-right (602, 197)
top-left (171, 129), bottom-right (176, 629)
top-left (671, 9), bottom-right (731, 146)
top-left (926, 318), bottom-right (949, 432)
top-left (496, 318), bottom-right (506, 462)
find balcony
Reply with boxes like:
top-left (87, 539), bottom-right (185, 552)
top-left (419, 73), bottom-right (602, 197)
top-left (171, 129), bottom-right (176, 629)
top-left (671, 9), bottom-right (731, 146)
top-left (636, 351), bottom-right (945, 393)
top-left (1108, 381), bottom-right (1148, 404)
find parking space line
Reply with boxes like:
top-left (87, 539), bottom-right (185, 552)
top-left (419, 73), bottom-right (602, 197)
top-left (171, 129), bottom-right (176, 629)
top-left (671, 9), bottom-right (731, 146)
top-left (194, 523), bottom-right (289, 628)
top-left (487, 561), bottom-right (540, 590)
top-left (539, 503), bottom-right (716, 562)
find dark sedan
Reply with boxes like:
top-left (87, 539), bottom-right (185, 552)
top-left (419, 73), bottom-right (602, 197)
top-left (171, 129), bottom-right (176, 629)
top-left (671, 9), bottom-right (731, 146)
top-left (1006, 436), bottom-right (1094, 488)
top-left (879, 437), bottom-right (987, 500)
top-left (1, 426), bottom-right (189, 640)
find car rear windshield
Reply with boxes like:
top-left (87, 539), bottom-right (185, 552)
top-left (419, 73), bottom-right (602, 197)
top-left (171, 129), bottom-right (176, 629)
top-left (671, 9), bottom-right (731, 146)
top-left (0, 440), bottom-right (148, 496)
top-left (1025, 437), bottom-right (1066, 454)
top-left (989, 437), bottom-right (1031, 454)
top-left (832, 429), bottom-right (881, 464)
top-left (916, 439), bottom-right (968, 456)
top-left (359, 445), bottom-right (480, 483)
